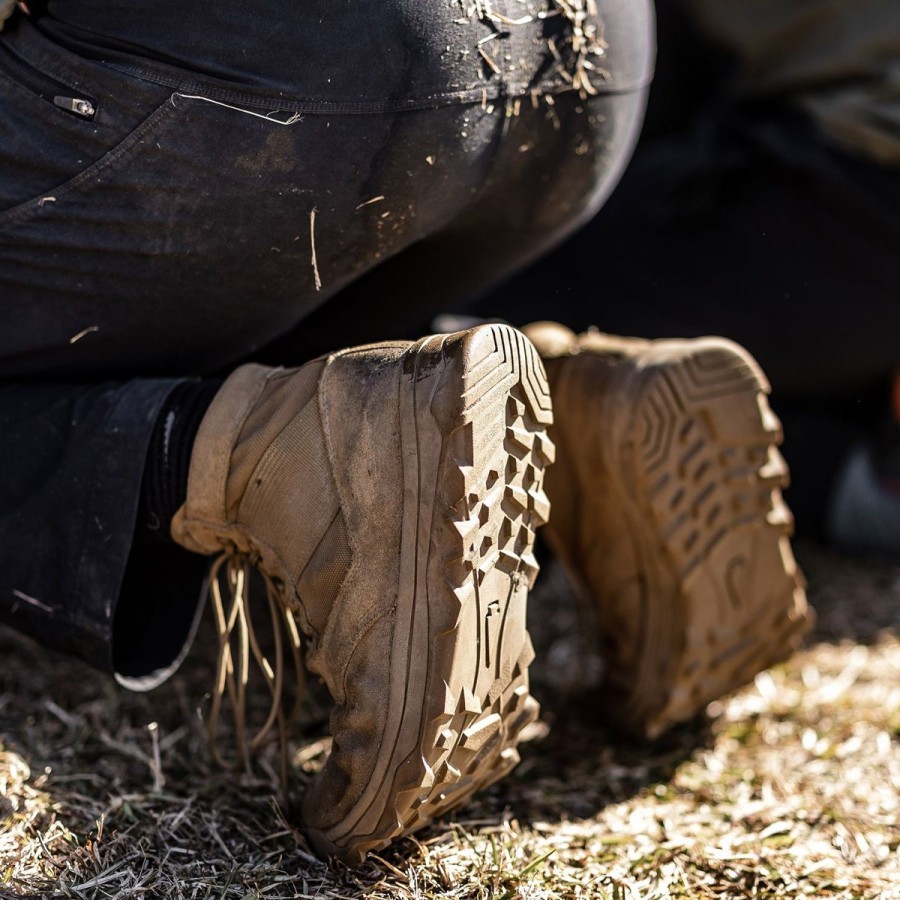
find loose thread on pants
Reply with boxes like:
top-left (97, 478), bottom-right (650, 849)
top-left (309, 208), bottom-right (322, 292)
top-left (170, 93), bottom-right (304, 125)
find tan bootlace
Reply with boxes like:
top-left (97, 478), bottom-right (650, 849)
top-left (204, 552), bottom-right (306, 784)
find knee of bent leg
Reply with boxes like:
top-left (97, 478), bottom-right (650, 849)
top-left (542, 0), bottom-right (656, 237)
top-left (480, 0), bottom-right (656, 248)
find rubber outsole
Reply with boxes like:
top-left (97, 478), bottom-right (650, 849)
top-left (623, 340), bottom-right (811, 736)
top-left (310, 324), bottom-right (553, 862)
top-left (540, 334), bottom-right (812, 739)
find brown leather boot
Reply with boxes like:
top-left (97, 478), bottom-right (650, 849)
top-left (171, 324), bottom-right (554, 862)
top-left (523, 322), bottom-right (812, 739)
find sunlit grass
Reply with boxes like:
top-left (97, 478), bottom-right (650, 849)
top-left (2, 545), bottom-right (898, 898)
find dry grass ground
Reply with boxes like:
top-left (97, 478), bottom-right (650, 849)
top-left (2, 542), bottom-right (898, 899)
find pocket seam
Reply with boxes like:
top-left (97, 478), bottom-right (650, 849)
top-left (0, 94), bottom-right (177, 228)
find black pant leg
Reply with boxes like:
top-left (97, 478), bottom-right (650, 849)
top-left (0, 379), bottom-right (211, 687)
top-left (259, 86), bottom-right (651, 362)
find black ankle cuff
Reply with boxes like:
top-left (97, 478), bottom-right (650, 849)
top-left (139, 379), bottom-right (221, 542)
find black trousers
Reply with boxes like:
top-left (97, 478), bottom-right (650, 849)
top-left (0, 8), bottom-right (653, 685)
top-left (475, 104), bottom-right (900, 532)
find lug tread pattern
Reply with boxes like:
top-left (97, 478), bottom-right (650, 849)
top-left (337, 326), bottom-right (551, 861)
top-left (625, 344), bottom-right (811, 735)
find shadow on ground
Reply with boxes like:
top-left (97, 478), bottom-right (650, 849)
top-left (1, 542), bottom-right (897, 898)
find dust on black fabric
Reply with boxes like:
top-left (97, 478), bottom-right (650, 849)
top-left (0, 2), bottom-right (652, 685)
top-left (36, 0), bottom-right (652, 104)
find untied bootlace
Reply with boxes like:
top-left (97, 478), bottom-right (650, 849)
top-left (205, 552), bottom-right (306, 787)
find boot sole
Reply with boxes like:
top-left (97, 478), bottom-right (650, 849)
top-left (610, 339), bottom-right (812, 736)
top-left (311, 324), bottom-right (553, 861)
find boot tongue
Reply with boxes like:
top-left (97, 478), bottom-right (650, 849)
top-left (229, 359), bottom-right (347, 638)
top-left (226, 362), bottom-right (324, 517)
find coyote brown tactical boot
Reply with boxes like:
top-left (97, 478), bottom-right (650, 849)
top-left (523, 322), bottom-right (812, 739)
top-left (171, 324), bottom-right (553, 862)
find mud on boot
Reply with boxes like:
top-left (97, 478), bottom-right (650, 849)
top-left (172, 324), bottom-right (554, 862)
top-left (524, 322), bottom-right (812, 739)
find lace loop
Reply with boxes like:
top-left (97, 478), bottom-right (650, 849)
top-left (205, 553), bottom-right (306, 784)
